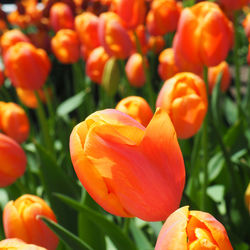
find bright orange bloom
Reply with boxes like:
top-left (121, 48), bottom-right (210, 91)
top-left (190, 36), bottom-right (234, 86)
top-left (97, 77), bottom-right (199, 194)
top-left (156, 72), bottom-right (208, 139)
top-left (155, 206), bottom-right (233, 250)
top-left (146, 0), bottom-right (182, 36)
top-left (116, 96), bottom-right (153, 127)
top-left (3, 194), bottom-right (58, 250)
top-left (16, 88), bottom-right (47, 109)
top-left (147, 35), bottom-right (165, 54)
top-left (0, 133), bottom-right (26, 187)
top-left (208, 61), bottom-right (231, 94)
top-left (70, 108), bottom-right (185, 221)
top-left (98, 12), bottom-right (133, 59)
top-left (0, 29), bottom-right (30, 57)
top-left (173, 2), bottom-right (234, 73)
top-left (0, 102), bottom-right (30, 143)
top-left (0, 238), bottom-right (46, 249)
top-left (4, 42), bottom-right (51, 90)
top-left (86, 46), bottom-right (110, 84)
top-left (75, 12), bottom-right (100, 50)
top-left (218, 0), bottom-right (250, 11)
top-left (129, 25), bottom-right (148, 54)
top-left (125, 53), bottom-right (147, 87)
top-left (0, 68), bottom-right (4, 87)
top-left (51, 29), bottom-right (80, 64)
top-left (114, 0), bottom-right (146, 29)
top-left (243, 13), bottom-right (250, 39)
top-left (49, 2), bottom-right (74, 32)
top-left (158, 48), bottom-right (179, 81)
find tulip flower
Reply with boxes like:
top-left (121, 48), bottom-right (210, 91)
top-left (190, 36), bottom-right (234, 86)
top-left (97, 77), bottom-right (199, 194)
top-left (218, 0), bottom-right (250, 11)
top-left (51, 29), bottom-right (80, 64)
top-left (0, 238), bottom-right (46, 250)
top-left (243, 13), bottom-right (250, 39)
top-left (86, 46), bottom-right (110, 84)
top-left (208, 61), bottom-right (231, 94)
top-left (125, 53), bottom-right (147, 87)
top-left (70, 108), bottom-right (185, 221)
top-left (3, 194), bottom-right (59, 250)
top-left (158, 48), bottom-right (179, 81)
top-left (245, 183), bottom-right (250, 213)
top-left (0, 29), bottom-right (30, 57)
top-left (148, 36), bottom-right (165, 54)
top-left (173, 2), bottom-right (234, 73)
top-left (0, 102), bottom-right (30, 143)
top-left (49, 2), bottom-right (74, 32)
top-left (4, 42), bottom-right (51, 90)
top-left (0, 133), bottom-right (26, 187)
top-left (129, 25), bottom-right (148, 54)
top-left (28, 28), bottom-right (51, 52)
top-left (146, 0), bottom-right (182, 36)
top-left (0, 68), bottom-right (4, 87)
top-left (155, 206), bottom-right (233, 250)
top-left (98, 12), bottom-right (133, 59)
top-left (75, 12), bottom-right (100, 50)
top-left (156, 72), bottom-right (208, 139)
top-left (114, 0), bottom-right (146, 29)
top-left (116, 96), bottom-right (153, 127)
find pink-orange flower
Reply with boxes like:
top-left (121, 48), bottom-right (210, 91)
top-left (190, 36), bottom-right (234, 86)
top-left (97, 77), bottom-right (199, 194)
top-left (0, 238), bottom-right (46, 249)
top-left (70, 108), bottom-right (185, 221)
top-left (155, 206), bottom-right (233, 250)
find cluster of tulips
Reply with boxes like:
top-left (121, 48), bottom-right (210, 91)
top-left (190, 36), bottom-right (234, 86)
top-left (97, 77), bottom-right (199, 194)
top-left (0, 0), bottom-right (250, 249)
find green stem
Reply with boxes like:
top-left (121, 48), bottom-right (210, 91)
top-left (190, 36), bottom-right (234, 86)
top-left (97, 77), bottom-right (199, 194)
top-left (123, 218), bottom-right (131, 235)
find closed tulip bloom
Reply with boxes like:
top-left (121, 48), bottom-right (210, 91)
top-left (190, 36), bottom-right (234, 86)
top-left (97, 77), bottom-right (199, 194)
top-left (125, 53), bottom-right (147, 87)
top-left (86, 46), bottom-right (110, 84)
top-left (243, 13), bottom-right (250, 39)
top-left (0, 29), bottom-right (30, 57)
top-left (49, 2), bottom-right (74, 32)
top-left (0, 133), bottom-right (26, 187)
top-left (70, 108), bottom-right (185, 221)
top-left (146, 0), bottom-right (182, 36)
top-left (114, 0), bottom-right (146, 29)
top-left (0, 238), bottom-right (47, 250)
top-left (0, 68), bottom-right (4, 87)
top-left (116, 96), bottom-right (153, 127)
top-left (98, 12), bottom-right (133, 59)
top-left (173, 2), bottom-right (234, 72)
top-left (156, 72), bottom-right (208, 139)
top-left (208, 61), bottom-right (231, 94)
top-left (51, 29), bottom-right (80, 64)
top-left (148, 35), bottom-right (165, 54)
top-left (3, 194), bottom-right (59, 250)
top-left (155, 206), bottom-right (233, 250)
top-left (158, 48), bottom-right (179, 81)
top-left (129, 25), bottom-right (148, 54)
top-left (75, 12), bottom-right (100, 50)
top-left (0, 102), bottom-right (29, 143)
top-left (4, 42), bottom-right (51, 90)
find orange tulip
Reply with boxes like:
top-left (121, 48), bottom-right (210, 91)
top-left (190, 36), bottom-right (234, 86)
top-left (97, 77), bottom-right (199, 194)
top-left (243, 13), bottom-right (250, 39)
top-left (51, 29), bottom-right (80, 64)
top-left (0, 68), bottom-right (4, 87)
top-left (156, 72), bottom-right (208, 139)
top-left (70, 108), bottom-right (185, 221)
top-left (146, 0), bottom-right (182, 36)
top-left (98, 12), bottom-right (133, 59)
top-left (158, 48), bottom-right (179, 81)
top-left (3, 194), bottom-right (59, 250)
top-left (155, 206), bottom-right (233, 250)
top-left (0, 133), bottom-right (26, 187)
top-left (208, 61), bottom-right (231, 94)
top-left (49, 2), bottom-right (74, 32)
top-left (125, 53), bottom-right (147, 87)
top-left (0, 29), bottom-right (30, 57)
top-left (114, 0), bottom-right (146, 29)
top-left (0, 102), bottom-right (30, 143)
top-left (86, 46), bottom-right (110, 84)
top-left (129, 25), bottom-right (148, 55)
top-left (116, 96), bottom-right (153, 127)
top-left (173, 2), bottom-right (234, 73)
top-left (147, 35), bottom-right (165, 54)
top-left (0, 238), bottom-right (46, 250)
top-left (75, 12), bottom-right (100, 50)
top-left (218, 0), bottom-right (250, 11)
top-left (4, 42), bottom-right (51, 90)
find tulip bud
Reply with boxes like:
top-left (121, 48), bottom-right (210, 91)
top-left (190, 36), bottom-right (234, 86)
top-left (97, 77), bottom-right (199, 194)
top-left (3, 194), bottom-right (59, 250)
top-left (0, 133), bottom-right (26, 187)
top-left (4, 42), bottom-right (51, 90)
top-left (148, 36), bottom-right (165, 54)
top-left (0, 68), bottom-right (4, 87)
top-left (51, 29), bottom-right (80, 64)
top-left (156, 72), bottom-right (208, 139)
top-left (243, 13), bottom-right (250, 39)
top-left (155, 206), bottom-right (233, 250)
top-left (116, 96), bottom-right (153, 127)
top-left (70, 108), bottom-right (185, 221)
top-left (0, 238), bottom-right (46, 250)
top-left (0, 102), bottom-right (30, 143)
top-left (129, 25), bottom-right (148, 55)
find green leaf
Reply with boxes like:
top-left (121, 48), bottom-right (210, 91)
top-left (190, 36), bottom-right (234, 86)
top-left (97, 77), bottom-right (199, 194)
top-left (207, 185), bottom-right (225, 203)
top-left (54, 193), bottom-right (137, 250)
top-left (208, 152), bottom-right (224, 183)
top-left (39, 216), bottom-right (92, 250)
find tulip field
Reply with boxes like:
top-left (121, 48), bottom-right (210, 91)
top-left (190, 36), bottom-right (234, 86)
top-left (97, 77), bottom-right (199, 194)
top-left (0, 0), bottom-right (250, 249)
